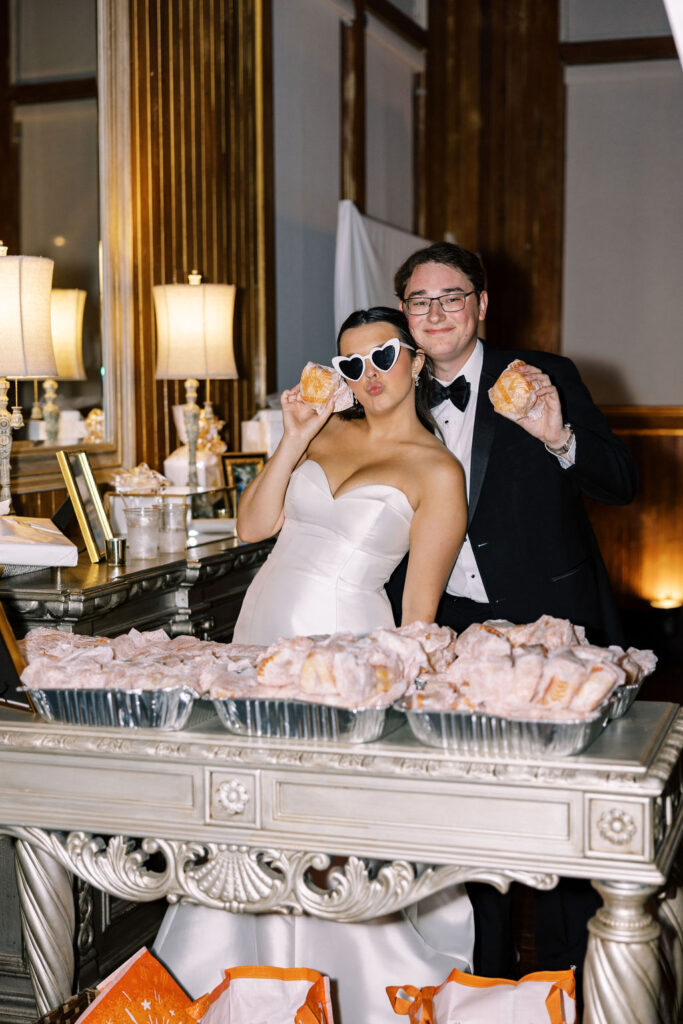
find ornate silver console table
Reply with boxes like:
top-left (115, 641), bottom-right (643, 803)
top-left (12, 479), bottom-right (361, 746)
top-left (1, 701), bottom-right (682, 1024)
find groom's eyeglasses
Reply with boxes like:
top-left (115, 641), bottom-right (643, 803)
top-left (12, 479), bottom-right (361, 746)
top-left (403, 291), bottom-right (475, 315)
top-left (331, 338), bottom-right (413, 382)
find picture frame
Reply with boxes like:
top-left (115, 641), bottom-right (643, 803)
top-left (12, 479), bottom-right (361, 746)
top-left (57, 450), bottom-right (113, 562)
top-left (220, 452), bottom-right (266, 512)
top-left (0, 602), bottom-right (32, 712)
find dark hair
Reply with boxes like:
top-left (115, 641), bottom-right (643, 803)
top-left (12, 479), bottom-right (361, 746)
top-left (335, 306), bottom-right (438, 434)
top-left (394, 242), bottom-right (486, 300)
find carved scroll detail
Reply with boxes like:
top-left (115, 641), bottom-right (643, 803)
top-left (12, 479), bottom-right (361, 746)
top-left (4, 826), bottom-right (558, 921)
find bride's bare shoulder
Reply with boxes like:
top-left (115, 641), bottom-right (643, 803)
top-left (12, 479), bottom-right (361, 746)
top-left (412, 438), bottom-right (465, 493)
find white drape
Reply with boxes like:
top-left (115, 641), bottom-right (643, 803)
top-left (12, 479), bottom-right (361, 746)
top-left (333, 200), bottom-right (431, 335)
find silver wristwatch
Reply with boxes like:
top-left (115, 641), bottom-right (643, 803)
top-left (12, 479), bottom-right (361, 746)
top-left (544, 423), bottom-right (574, 456)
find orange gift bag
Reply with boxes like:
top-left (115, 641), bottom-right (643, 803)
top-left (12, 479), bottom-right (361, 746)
top-left (73, 948), bottom-right (194, 1024)
top-left (387, 967), bottom-right (576, 1024)
top-left (189, 965), bottom-right (334, 1024)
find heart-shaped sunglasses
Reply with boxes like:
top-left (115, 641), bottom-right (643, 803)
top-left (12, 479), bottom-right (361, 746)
top-left (331, 338), bottom-right (413, 382)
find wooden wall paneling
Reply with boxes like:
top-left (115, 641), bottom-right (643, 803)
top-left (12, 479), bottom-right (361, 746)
top-left (127, 0), bottom-right (273, 465)
top-left (225, 0), bottom-right (275, 419)
top-left (0, 2), bottom-right (19, 266)
top-left (340, 1), bottom-right (366, 210)
top-left (477, 0), bottom-right (564, 354)
top-left (586, 411), bottom-right (683, 609)
top-left (424, 0), bottom-right (482, 250)
top-left (412, 68), bottom-right (427, 238)
top-left (425, 0), bottom-right (563, 354)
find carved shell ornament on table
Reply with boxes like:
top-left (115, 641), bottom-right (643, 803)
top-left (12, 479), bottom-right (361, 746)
top-left (2, 826), bottom-right (559, 920)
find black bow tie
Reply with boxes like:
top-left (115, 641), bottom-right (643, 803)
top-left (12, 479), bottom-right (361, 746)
top-left (428, 375), bottom-right (471, 412)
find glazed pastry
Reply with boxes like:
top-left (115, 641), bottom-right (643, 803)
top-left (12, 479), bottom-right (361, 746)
top-left (299, 362), bottom-right (354, 414)
top-left (488, 359), bottom-right (540, 420)
top-left (300, 362), bottom-right (336, 406)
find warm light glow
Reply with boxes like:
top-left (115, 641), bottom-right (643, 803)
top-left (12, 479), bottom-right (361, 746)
top-left (52, 235), bottom-right (67, 248)
top-left (153, 282), bottom-right (237, 381)
top-left (650, 597), bottom-right (683, 610)
top-left (50, 289), bottom-right (87, 380)
top-left (0, 254), bottom-right (57, 376)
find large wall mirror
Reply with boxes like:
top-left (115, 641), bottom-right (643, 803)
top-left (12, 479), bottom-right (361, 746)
top-left (3, 0), bottom-right (134, 494)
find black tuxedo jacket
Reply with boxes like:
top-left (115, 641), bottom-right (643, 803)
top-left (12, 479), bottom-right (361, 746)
top-left (388, 344), bottom-right (638, 644)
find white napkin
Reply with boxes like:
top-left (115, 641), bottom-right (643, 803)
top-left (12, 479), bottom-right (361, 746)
top-left (0, 516), bottom-right (78, 566)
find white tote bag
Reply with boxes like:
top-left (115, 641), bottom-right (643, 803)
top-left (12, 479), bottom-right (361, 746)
top-left (190, 965), bottom-right (334, 1024)
top-left (387, 967), bottom-right (576, 1024)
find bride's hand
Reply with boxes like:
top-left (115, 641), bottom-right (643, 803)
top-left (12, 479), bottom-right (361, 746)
top-left (281, 385), bottom-right (335, 443)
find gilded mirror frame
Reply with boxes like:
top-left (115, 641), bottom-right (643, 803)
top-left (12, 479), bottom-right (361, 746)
top-left (11, 0), bottom-right (135, 495)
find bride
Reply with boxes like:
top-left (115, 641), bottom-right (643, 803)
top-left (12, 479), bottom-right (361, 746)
top-left (154, 307), bottom-right (473, 1021)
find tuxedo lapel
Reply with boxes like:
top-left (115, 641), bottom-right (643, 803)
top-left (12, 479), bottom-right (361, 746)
top-left (467, 347), bottom-right (499, 526)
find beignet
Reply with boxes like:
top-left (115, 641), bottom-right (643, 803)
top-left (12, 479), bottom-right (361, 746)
top-left (299, 362), bottom-right (354, 414)
top-left (488, 359), bottom-right (540, 420)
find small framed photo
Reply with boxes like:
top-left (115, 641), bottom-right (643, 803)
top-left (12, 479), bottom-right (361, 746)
top-left (220, 452), bottom-right (266, 510)
top-left (57, 450), bottom-right (113, 562)
top-left (0, 602), bottom-right (32, 712)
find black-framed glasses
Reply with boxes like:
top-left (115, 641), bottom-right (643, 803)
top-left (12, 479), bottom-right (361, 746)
top-left (404, 291), bottom-right (475, 315)
top-left (331, 338), bottom-right (413, 382)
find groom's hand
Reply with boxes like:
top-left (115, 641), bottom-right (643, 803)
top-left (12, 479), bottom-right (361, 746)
top-left (514, 364), bottom-right (569, 449)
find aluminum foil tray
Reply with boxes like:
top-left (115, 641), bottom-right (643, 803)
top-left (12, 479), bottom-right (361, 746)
top-left (608, 682), bottom-right (643, 720)
top-left (396, 700), bottom-right (609, 758)
top-left (212, 696), bottom-right (390, 743)
top-left (26, 686), bottom-right (197, 730)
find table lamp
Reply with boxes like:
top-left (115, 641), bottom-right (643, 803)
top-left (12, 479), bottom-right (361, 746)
top-left (0, 243), bottom-right (56, 506)
top-left (41, 288), bottom-right (87, 444)
top-left (153, 273), bottom-right (237, 488)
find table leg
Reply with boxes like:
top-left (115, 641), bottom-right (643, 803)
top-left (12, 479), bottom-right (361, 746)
top-left (658, 864), bottom-right (683, 1021)
top-left (583, 880), bottom-right (662, 1024)
top-left (14, 838), bottom-right (76, 1015)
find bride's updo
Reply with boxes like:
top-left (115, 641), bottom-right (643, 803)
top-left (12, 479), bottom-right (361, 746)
top-left (335, 306), bottom-right (436, 434)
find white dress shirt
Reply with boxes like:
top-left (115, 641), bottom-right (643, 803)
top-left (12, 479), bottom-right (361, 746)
top-left (430, 341), bottom-right (490, 602)
top-left (430, 340), bottom-right (575, 603)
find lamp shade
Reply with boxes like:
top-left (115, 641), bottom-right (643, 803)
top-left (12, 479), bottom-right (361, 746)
top-left (153, 282), bottom-right (237, 380)
top-left (0, 254), bottom-right (57, 377)
top-left (50, 288), bottom-right (87, 380)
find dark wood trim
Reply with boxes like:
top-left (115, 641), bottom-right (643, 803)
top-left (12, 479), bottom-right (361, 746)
top-left (8, 77), bottom-right (98, 104)
top-left (602, 406), bottom-right (683, 433)
top-left (340, 3), bottom-right (366, 209)
top-left (412, 68), bottom-right (426, 238)
top-left (0, 0), bottom-right (18, 252)
top-left (260, 0), bottom-right (276, 397)
top-left (366, 0), bottom-right (427, 49)
top-left (560, 36), bottom-right (677, 66)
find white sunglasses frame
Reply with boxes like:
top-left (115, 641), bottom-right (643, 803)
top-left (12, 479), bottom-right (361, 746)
top-left (331, 338), bottom-right (414, 382)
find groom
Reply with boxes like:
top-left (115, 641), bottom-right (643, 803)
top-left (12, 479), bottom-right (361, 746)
top-left (386, 240), bottom-right (637, 992)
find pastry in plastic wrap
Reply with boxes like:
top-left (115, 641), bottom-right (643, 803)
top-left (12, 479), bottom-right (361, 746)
top-left (405, 613), bottom-right (656, 721)
top-left (488, 359), bottom-right (542, 421)
top-left (299, 362), bottom-right (354, 414)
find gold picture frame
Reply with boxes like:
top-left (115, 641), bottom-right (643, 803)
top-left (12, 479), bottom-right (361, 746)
top-left (0, 602), bottom-right (32, 712)
top-left (220, 452), bottom-right (266, 513)
top-left (57, 450), bottom-right (113, 562)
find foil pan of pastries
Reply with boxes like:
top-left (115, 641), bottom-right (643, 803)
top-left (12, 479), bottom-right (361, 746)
top-left (213, 696), bottom-right (392, 743)
top-left (397, 701), bottom-right (609, 758)
top-left (208, 624), bottom-right (455, 742)
top-left (397, 616), bottom-right (657, 758)
top-left (18, 627), bottom-right (215, 729)
top-left (27, 685), bottom-right (197, 731)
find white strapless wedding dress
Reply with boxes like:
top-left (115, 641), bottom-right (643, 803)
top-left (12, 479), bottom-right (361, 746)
top-left (232, 459), bottom-right (413, 642)
top-left (153, 459), bottom-right (474, 1022)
